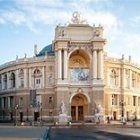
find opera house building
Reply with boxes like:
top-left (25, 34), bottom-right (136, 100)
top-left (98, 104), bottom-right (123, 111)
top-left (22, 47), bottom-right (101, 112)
top-left (0, 12), bottom-right (140, 123)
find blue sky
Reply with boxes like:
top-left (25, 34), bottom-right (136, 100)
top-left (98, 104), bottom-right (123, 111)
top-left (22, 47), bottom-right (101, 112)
top-left (1, 0), bottom-right (140, 64)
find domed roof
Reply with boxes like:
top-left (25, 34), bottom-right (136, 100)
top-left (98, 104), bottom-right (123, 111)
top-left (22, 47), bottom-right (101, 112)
top-left (37, 44), bottom-right (55, 57)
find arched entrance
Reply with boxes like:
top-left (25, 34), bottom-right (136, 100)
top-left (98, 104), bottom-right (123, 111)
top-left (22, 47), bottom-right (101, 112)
top-left (71, 94), bottom-right (88, 121)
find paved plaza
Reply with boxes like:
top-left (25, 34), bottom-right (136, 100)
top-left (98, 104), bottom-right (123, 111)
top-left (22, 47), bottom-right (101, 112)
top-left (0, 126), bottom-right (47, 140)
top-left (49, 125), bottom-right (140, 140)
top-left (0, 124), bottom-right (140, 140)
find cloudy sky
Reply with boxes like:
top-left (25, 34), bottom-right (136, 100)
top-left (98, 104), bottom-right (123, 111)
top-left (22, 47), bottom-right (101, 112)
top-left (0, 0), bottom-right (140, 64)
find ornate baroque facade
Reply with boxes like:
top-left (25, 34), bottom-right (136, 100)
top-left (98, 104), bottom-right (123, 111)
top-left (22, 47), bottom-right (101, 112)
top-left (0, 12), bottom-right (140, 122)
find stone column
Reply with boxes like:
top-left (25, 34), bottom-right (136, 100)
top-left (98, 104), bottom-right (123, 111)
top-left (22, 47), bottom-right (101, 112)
top-left (42, 66), bottom-right (45, 88)
top-left (16, 70), bottom-right (19, 89)
top-left (64, 49), bottom-right (68, 80)
top-left (58, 49), bottom-right (62, 79)
top-left (1, 74), bottom-right (3, 90)
top-left (7, 72), bottom-right (10, 89)
top-left (118, 69), bottom-right (121, 87)
top-left (8, 97), bottom-right (10, 108)
top-left (93, 50), bottom-right (97, 79)
top-left (55, 52), bottom-right (58, 82)
top-left (24, 69), bottom-right (27, 88)
top-left (2, 74), bottom-right (5, 90)
top-left (97, 50), bottom-right (103, 79)
top-left (122, 68), bottom-right (125, 88)
top-left (29, 69), bottom-right (32, 88)
top-left (7, 73), bottom-right (10, 89)
top-left (107, 68), bottom-right (110, 86)
top-left (129, 70), bottom-right (132, 89)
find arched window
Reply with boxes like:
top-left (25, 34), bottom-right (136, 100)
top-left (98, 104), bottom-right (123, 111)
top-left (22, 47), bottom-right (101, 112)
top-left (33, 68), bottom-right (42, 88)
top-left (10, 72), bottom-right (15, 88)
top-left (110, 69), bottom-right (118, 86)
top-left (19, 69), bottom-right (24, 88)
top-left (3, 74), bottom-right (7, 89)
top-left (34, 69), bottom-right (41, 75)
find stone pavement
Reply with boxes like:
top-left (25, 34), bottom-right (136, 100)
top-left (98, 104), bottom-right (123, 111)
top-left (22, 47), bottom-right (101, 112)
top-left (48, 126), bottom-right (140, 140)
top-left (0, 120), bottom-right (140, 140)
top-left (0, 126), bottom-right (48, 140)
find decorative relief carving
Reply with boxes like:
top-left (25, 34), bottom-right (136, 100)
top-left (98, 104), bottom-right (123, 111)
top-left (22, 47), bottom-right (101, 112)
top-left (77, 88), bottom-right (83, 94)
top-left (69, 56), bottom-right (87, 67)
top-left (68, 42), bottom-right (92, 53)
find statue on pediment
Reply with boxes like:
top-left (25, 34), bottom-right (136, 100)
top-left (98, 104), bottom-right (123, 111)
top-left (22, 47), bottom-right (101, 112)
top-left (71, 11), bottom-right (87, 24)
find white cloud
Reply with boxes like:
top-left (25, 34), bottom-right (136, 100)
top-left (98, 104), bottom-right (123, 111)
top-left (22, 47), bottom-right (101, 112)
top-left (0, 17), bottom-right (5, 24)
top-left (0, 0), bottom-right (116, 31)
top-left (0, 0), bottom-right (140, 64)
top-left (106, 28), bottom-right (140, 64)
top-left (2, 9), bottom-right (26, 25)
top-left (130, 16), bottom-right (140, 24)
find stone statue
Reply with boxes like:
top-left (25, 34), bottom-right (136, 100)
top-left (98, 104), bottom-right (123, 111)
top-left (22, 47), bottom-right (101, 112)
top-left (96, 104), bottom-right (103, 114)
top-left (59, 101), bottom-right (68, 124)
top-left (16, 55), bottom-right (18, 60)
top-left (24, 53), bottom-right (27, 58)
top-left (94, 104), bottom-right (105, 123)
top-left (34, 44), bottom-right (37, 56)
top-left (60, 101), bottom-right (67, 115)
top-left (71, 11), bottom-right (87, 24)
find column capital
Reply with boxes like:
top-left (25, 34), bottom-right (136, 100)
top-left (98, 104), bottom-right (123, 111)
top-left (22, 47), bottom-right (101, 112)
top-left (57, 48), bottom-right (62, 51)
top-left (63, 48), bottom-right (68, 51)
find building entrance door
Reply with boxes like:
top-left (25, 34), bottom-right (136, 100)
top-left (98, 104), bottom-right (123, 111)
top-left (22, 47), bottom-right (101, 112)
top-left (71, 94), bottom-right (88, 121)
top-left (113, 111), bottom-right (117, 120)
top-left (78, 106), bottom-right (83, 120)
top-left (71, 105), bottom-right (84, 121)
top-left (71, 106), bottom-right (76, 120)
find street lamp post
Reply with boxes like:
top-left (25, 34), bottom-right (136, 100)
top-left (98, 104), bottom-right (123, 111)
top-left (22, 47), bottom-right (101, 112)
top-left (120, 100), bottom-right (125, 123)
top-left (26, 107), bottom-right (28, 121)
top-left (30, 104), bottom-right (34, 126)
top-left (15, 104), bottom-right (18, 126)
top-left (40, 103), bottom-right (42, 125)
top-left (134, 107), bottom-right (137, 121)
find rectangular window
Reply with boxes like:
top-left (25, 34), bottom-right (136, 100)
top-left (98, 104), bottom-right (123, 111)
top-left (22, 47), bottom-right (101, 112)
top-left (49, 96), bottom-right (53, 104)
top-left (133, 96), bottom-right (136, 106)
top-left (36, 79), bottom-right (40, 84)
top-left (35, 78), bottom-right (41, 89)
top-left (19, 97), bottom-right (23, 107)
top-left (3, 97), bottom-right (6, 108)
top-left (21, 79), bottom-right (24, 88)
top-left (112, 94), bottom-right (117, 105)
top-left (10, 96), bottom-right (14, 107)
